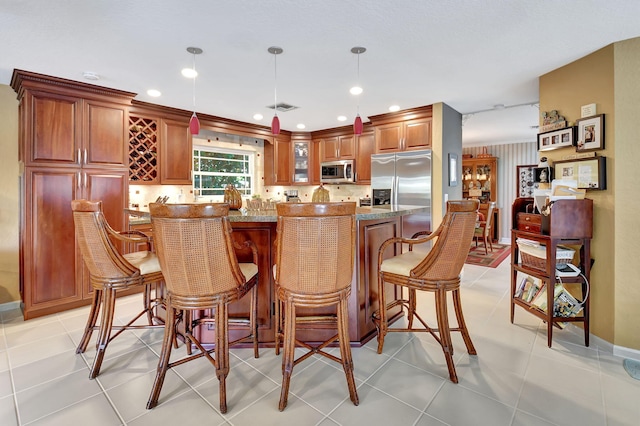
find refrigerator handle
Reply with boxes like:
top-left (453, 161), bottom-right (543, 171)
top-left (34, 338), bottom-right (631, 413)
top-left (392, 175), bottom-right (398, 206)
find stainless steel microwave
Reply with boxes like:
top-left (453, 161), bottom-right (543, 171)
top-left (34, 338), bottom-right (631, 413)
top-left (320, 160), bottom-right (355, 184)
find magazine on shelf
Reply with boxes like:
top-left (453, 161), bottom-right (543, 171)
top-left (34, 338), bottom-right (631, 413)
top-left (554, 287), bottom-right (583, 317)
top-left (524, 277), bottom-right (543, 302)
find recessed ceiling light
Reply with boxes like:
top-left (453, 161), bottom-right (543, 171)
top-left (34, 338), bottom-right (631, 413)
top-left (146, 89), bottom-right (161, 97)
top-left (349, 86), bottom-right (363, 95)
top-left (389, 105), bottom-right (400, 112)
top-left (253, 113), bottom-right (264, 120)
top-left (296, 123), bottom-right (306, 129)
top-left (337, 115), bottom-right (347, 122)
top-left (82, 71), bottom-right (100, 81)
top-left (181, 68), bottom-right (197, 78)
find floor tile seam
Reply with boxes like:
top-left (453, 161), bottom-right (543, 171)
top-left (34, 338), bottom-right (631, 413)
top-left (510, 408), bottom-right (563, 426)
top-left (17, 386), bottom-right (109, 426)
top-left (11, 356), bottom-right (92, 394)
top-left (512, 331), bottom-right (557, 426)
top-left (6, 332), bottom-right (78, 372)
top-left (355, 381), bottom-right (430, 414)
top-left (594, 350), bottom-right (611, 426)
top-left (123, 386), bottom-right (204, 425)
top-left (2, 317), bottom-right (72, 349)
top-left (88, 374), bottom-right (128, 426)
top-left (527, 347), bottom-right (601, 375)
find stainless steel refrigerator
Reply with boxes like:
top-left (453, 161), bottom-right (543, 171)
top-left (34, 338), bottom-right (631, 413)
top-left (371, 150), bottom-right (432, 252)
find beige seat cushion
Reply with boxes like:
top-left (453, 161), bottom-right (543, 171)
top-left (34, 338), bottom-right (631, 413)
top-left (123, 251), bottom-right (161, 275)
top-left (380, 251), bottom-right (424, 276)
top-left (239, 262), bottom-right (258, 281)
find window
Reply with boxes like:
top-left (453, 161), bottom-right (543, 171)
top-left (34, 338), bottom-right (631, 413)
top-left (193, 146), bottom-right (254, 196)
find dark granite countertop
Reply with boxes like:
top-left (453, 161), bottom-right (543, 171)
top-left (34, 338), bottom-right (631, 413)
top-left (126, 204), bottom-right (428, 225)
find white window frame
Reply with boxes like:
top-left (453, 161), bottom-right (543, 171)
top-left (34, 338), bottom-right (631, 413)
top-left (192, 145), bottom-right (254, 196)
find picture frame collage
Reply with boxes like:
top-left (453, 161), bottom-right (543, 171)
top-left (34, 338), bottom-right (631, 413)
top-left (537, 114), bottom-right (604, 153)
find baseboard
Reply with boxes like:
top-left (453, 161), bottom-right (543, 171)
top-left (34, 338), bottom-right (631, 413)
top-left (0, 300), bottom-right (21, 312)
top-left (614, 345), bottom-right (640, 362)
top-left (499, 237), bottom-right (511, 245)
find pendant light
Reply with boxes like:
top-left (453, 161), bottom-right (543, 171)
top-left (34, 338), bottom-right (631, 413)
top-left (185, 47), bottom-right (203, 135)
top-left (268, 46), bottom-right (283, 135)
top-left (351, 46), bottom-right (366, 135)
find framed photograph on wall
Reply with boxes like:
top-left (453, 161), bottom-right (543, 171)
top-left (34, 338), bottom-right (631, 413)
top-left (516, 164), bottom-right (539, 197)
top-left (576, 114), bottom-right (604, 152)
top-left (448, 153), bottom-right (458, 187)
top-left (537, 127), bottom-right (576, 151)
top-left (553, 156), bottom-right (607, 190)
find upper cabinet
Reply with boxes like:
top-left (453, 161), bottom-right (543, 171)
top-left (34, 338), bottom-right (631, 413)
top-left (462, 156), bottom-right (498, 203)
top-left (321, 134), bottom-right (356, 161)
top-left (13, 73), bottom-right (133, 169)
top-left (264, 133), bottom-right (292, 186)
top-left (369, 106), bottom-right (433, 154)
top-left (354, 130), bottom-right (374, 184)
top-left (160, 118), bottom-right (192, 184)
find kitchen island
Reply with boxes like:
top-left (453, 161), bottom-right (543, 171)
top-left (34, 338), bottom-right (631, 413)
top-left (127, 204), bottom-right (429, 345)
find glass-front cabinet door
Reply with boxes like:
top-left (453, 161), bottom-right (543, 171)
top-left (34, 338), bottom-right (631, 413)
top-left (293, 141), bottom-right (310, 184)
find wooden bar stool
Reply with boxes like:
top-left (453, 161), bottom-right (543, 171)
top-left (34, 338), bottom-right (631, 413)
top-left (146, 203), bottom-right (259, 414)
top-left (274, 202), bottom-right (359, 411)
top-left (72, 199), bottom-right (164, 379)
top-left (372, 200), bottom-right (479, 383)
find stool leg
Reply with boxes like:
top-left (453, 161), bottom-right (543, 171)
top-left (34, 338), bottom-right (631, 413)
top-left (77, 288), bottom-right (101, 354)
top-left (279, 299), bottom-right (296, 411)
top-left (407, 288), bottom-right (417, 329)
top-left (435, 288), bottom-right (458, 383)
top-left (147, 304), bottom-right (177, 409)
top-left (452, 288), bottom-right (476, 355)
top-left (274, 290), bottom-right (282, 356)
top-left (89, 288), bottom-right (116, 379)
top-left (215, 302), bottom-right (230, 414)
top-left (143, 284), bottom-right (153, 325)
top-left (337, 297), bottom-right (359, 406)
top-left (251, 284), bottom-right (259, 359)
top-left (375, 274), bottom-right (388, 354)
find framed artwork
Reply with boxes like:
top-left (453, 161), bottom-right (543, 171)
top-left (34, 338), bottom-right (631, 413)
top-left (537, 127), bottom-right (576, 151)
top-left (516, 164), bottom-right (539, 197)
top-left (553, 156), bottom-right (607, 190)
top-left (576, 114), bottom-right (604, 152)
top-left (448, 153), bottom-right (458, 187)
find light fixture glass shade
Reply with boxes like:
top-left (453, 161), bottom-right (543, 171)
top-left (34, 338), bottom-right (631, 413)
top-left (271, 114), bottom-right (280, 135)
top-left (353, 114), bottom-right (363, 135)
top-left (189, 112), bottom-right (200, 135)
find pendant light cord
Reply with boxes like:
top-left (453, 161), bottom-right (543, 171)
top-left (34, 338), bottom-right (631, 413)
top-left (192, 52), bottom-right (197, 110)
top-left (273, 51), bottom-right (278, 114)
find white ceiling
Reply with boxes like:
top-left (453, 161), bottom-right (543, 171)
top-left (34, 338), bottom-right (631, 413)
top-left (2, 1), bottom-right (639, 145)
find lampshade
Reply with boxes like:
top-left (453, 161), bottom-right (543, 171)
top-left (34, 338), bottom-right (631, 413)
top-left (353, 114), bottom-right (363, 135)
top-left (271, 114), bottom-right (280, 135)
top-left (189, 112), bottom-right (200, 135)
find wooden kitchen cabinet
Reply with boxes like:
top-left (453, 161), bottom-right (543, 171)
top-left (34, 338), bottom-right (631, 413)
top-left (369, 105), bottom-right (433, 154)
top-left (263, 133), bottom-right (292, 186)
top-left (12, 69), bottom-right (133, 319)
top-left (355, 131), bottom-right (374, 183)
top-left (160, 118), bottom-right (192, 184)
top-left (321, 134), bottom-right (356, 161)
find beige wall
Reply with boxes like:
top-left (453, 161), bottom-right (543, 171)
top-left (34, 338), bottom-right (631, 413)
top-left (0, 85), bottom-right (20, 304)
top-left (541, 39), bottom-right (640, 351)
top-left (613, 38), bottom-right (640, 350)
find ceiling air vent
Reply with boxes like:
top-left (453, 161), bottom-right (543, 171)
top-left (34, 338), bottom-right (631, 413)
top-left (267, 102), bottom-right (298, 112)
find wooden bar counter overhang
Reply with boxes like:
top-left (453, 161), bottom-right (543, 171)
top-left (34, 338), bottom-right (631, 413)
top-left (127, 205), bottom-right (429, 346)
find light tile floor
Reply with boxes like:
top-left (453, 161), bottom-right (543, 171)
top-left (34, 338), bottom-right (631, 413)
top-left (1, 257), bottom-right (639, 425)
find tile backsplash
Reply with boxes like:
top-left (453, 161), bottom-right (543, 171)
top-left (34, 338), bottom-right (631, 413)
top-left (129, 184), bottom-right (371, 208)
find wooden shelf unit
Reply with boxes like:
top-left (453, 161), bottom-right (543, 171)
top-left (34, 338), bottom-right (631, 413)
top-left (510, 198), bottom-right (593, 347)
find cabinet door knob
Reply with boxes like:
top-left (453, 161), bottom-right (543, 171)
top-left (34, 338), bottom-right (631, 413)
top-left (525, 217), bottom-right (530, 221)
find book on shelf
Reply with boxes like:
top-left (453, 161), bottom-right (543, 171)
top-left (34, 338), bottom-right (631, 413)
top-left (521, 276), bottom-right (543, 302)
top-left (531, 283), bottom-right (565, 312)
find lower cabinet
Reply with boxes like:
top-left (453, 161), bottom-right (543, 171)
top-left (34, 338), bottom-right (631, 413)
top-left (195, 215), bottom-right (403, 345)
top-left (21, 167), bottom-right (128, 319)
